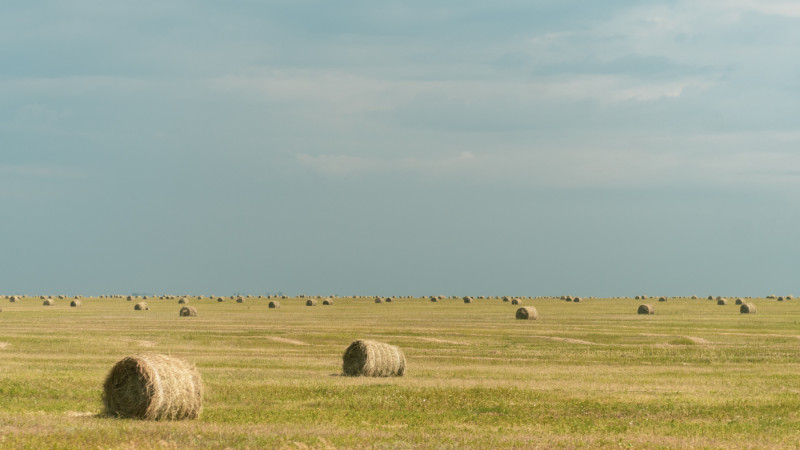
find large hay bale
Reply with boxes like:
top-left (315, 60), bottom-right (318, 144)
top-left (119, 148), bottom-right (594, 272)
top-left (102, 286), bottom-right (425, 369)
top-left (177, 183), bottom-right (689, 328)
top-left (43, 299), bottom-right (54, 306)
top-left (179, 306), bottom-right (197, 317)
top-left (268, 301), bottom-right (280, 308)
top-left (306, 299), bottom-right (318, 306)
top-left (637, 304), bottom-right (654, 315)
top-left (102, 354), bottom-right (203, 420)
top-left (134, 302), bottom-right (149, 311)
top-left (740, 303), bottom-right (757, 314)
top-left (515, 306), bottom-right (538, 320)
top-left (717, 298), bottom-right (728, 305)
top-left (70, 300), bottom-right (82, 307)
top-left (342, 340), bottom-right (405, 377)
top-left (323, 298), bottom-right (334, 305)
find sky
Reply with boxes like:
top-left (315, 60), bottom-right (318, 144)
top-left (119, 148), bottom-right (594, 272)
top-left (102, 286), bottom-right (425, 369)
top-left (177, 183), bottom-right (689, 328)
top-left (2, 1), bottom-right (800, 297)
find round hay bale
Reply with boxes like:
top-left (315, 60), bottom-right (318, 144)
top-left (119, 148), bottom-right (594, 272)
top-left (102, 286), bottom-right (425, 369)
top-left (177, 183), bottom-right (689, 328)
top-left (463, 296), bottom-right (473, 304)
top-left (179, 306), bottom-right (197, 317)
top-left (707, 296), bottom-right (714, 300)
top-left (778, 296), bottom-right (785, 302)
top-left (573, 297), bottom-right (582, 303)
top-left (385, 297), bottom-right (393, 303)
top-left (637, 304), bottom-right (654, 315)
top-left (735, 298), bottom-right (744, 305)
top-left (691, 295), bottom-right (698, 299)
top-left (236, 297), bottom-right (245, 303)
top-left (511, 298), bottom-right (521, 305)
top-left (342, 340), bottom-right (405, 377)
top-left (102, 353), bottom-right (203, 420)
top-left (216, 297), bottom-right (224, 302)
top-left (502, 296), bottom-right (512, 302)
top-left (43, 299), bottom-right (54, 306)
top-left (268, 301), bottom-right (280, 308)
top-left (429, 296), bottom-right (437, 302)
top-left (565, 296), bottom-right (573, 302)
top-left (9, 296), bottom-right (18, 302)
top-left (515, 306), bottom-right (538, 320)
top-left (70, 300), bottom-right (82, 307)
top-left (658, 296), bottom-right (667, 302)
top-left (134, 302), bottom-right (149, 311)
top-left (740, 303), bottom-right (757, 314)
top-left (306, 299), bottom-right (318, 306)
top-left (127, 296), bottom-right (133, 301)
top-left (374, 297), bottom-right (383, 303)
top-left (178, 298), bottom-right (187, 304)
top-left (717, 298), bottom-right (728, 305)
top-left (323, 298), bottom-right (334, 305)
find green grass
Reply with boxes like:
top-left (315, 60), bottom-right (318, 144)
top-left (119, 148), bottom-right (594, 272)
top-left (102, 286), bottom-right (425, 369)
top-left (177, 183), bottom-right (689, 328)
top-left (1, 295), bottom-right (800, 448)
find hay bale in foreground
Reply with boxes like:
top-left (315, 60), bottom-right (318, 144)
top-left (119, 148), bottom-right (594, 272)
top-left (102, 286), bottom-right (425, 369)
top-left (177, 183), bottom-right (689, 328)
top-left (740, 303), bottom-right (757, 314)
top-left (102, 353), bottom-right (203, 420)
top-left (43, 299), bottom-right (54, 306)
top-left (515, 306), bottom-right (538, 320)
top-left (70, 300), bottom-right (82, 307)
top-left (637, 304), bottom-right (654, 315)
top-left (134, 302), bottom-right (149, 311)
top-left (268, 301), bottom-right (280, 308)
top-left (179, 306), bottom-right (197, 317)
top-left (306, 299), bottom-right (318, 306)
top-left (342, 340), bottom-right (405, 377)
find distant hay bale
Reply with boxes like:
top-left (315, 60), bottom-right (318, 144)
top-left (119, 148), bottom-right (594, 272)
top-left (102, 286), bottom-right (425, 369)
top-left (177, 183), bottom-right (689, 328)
top-left (502, 296), bottom-right (512, 302)
top-left (658, 297), bottom-right (667, 302)
top-left (515, 306), bottom-right (538, 320)
top-left (637, 304), bottom-right (655, 315)
top-left (374, 297), bottom-right (383, 304)
top-left (236, 297), bottom-right (244, 303)
top-left (43, 299), bottom-right (54, 306)
top-left (463, 296), bottom-right (473, 304)
top-left (787, 295), bottom-right (794, 300)
top-left (735, 298), bottom-right (744, 305)
top-left (573, 297), bottom-right (582, 303)
top-left (268, 301), bottom-right (280, 308)
top-left (385, 297), bottom-right (393, 303)
top-left (306, 299), bottom-right (318, 306)
top-left (70, 300), bottom-right (82, 307)
top-left (429, 296), bottom-right (437, 302)
top-left (778, 296), bottom-right (785, 302)
top-left (511, 298), bottom-right (521, 305)
top-left (179, 306), bottom-right (197, 317)
top-left (102, 353), bottom-right (203, 420)
top-left (9, 296), bottom-right (18, 302)
top-left (691, 295), bottom-right (698, 299)
top-left (717, 298), bottom-right (728, 305)
top-left (342, 340), bottom-right (405, 377)
top-left (216, 297), bottom-right (224, 302)
top-left (178, 298), bottom-right (187, 304)
top-left (708, 296), bottom-right (714, 300)
top-left (134, 302), bottom-right (149, 311)
top-left (323, 298), bottom-right (334, 305)
top-left (740, 302), bottom-right (757, 314)
top-left (565, 296), bottom-right (573, 302)
top-left (127, 296), bottom-right (133, 301)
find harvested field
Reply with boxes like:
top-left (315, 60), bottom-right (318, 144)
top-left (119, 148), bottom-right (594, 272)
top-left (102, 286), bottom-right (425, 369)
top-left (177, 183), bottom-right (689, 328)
top-left (0, 295), bottom-right (798, 448)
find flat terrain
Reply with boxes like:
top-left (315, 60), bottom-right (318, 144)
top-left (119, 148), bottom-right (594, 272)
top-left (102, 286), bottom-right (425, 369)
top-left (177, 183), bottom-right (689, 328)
top-left (1, 295), bottom-right (799, 449)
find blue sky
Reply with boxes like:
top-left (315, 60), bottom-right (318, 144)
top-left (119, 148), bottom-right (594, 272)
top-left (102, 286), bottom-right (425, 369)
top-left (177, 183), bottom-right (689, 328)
top-left (2, 1), bottom-right (800, 297)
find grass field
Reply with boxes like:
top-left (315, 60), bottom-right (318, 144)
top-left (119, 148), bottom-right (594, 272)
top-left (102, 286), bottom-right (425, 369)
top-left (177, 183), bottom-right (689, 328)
top-left (1, 295), bottom-right (799, 449)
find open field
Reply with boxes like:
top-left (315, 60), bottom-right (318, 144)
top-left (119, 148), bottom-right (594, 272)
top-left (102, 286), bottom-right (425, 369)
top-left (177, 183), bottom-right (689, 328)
top-left (1, 295), bottom-right (800, 449)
